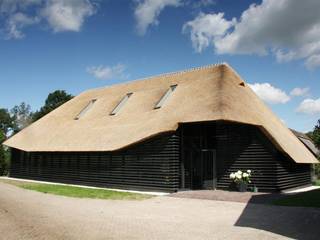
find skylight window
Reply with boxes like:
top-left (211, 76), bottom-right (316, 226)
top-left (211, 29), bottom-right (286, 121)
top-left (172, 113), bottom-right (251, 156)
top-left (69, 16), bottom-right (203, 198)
top-left (75, 99), bottom-right (97, 120)
top-left (110, 93), bottom-right (133, 115)
top-left (154, 84), bottom-right (177, 109)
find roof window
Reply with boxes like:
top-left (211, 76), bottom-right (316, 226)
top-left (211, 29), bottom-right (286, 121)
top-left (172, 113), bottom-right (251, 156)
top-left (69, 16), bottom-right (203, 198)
top-left (75, 99), bottom-right (96, 120)
top-left (154, 85), bottom-right (177, 109)
top-left (110, 93), bottom-right (133, 115)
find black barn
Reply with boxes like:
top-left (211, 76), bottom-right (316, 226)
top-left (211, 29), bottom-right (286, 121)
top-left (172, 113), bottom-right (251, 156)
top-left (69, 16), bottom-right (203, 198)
top-left (5, 64), bottom-right (318, 192)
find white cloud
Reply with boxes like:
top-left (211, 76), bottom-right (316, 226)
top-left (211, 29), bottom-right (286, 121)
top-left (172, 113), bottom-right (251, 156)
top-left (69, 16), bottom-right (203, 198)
top-left (6, 12), bottom-right (39, 39)
top-left (296, 98), bottom-right (320, 115)
top-left (41, 0), bottom-right (95, 32)
top-left (290, 87), bottom-right (310, 97)
top-left (134, 0), bottom-right (181, 35)
top-left (183, 12), bottom-right (235, 52)
top-left (191, 0), bottom-right (216, 8)
top-left (0, 0), bottom-right (42, 14)
top-left (280, 118), bottom-right (286, 125)
top-left (305, 54), bottom-right (320, 70)
top-left (0, 0), bottom-right (96, 39)
top-left (248, 83), bottom-right (290, 104)
top-left (86, 64), bottom-right (127, 80)
top-left (183, 0), bottom-right (320, 68)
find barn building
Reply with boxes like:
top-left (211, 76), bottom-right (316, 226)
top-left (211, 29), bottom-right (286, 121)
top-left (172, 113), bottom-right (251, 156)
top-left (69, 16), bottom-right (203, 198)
top-left (4, 63), bottom-right (318, 192)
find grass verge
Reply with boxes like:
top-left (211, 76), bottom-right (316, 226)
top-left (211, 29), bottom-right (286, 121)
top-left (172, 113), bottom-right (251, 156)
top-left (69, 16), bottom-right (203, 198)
top-left (0, 179), bottom-right (152, 200)
top-left (272, 189), bottom-right (320, 208)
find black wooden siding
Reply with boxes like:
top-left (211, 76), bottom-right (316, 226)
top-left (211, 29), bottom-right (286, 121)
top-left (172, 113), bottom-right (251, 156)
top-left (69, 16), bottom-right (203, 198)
top-left (10, 133), bottom-right (180, 192)
top-left (276, 154), bottom-right (311, 190)
top-left (9, 121), bottom-right (311, 193)
top-left (214, 123), bottom-right (311, 191)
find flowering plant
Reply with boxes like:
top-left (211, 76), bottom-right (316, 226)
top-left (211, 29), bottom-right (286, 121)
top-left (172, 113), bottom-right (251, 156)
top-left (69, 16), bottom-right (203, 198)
top-left (229, 170), bottom-right (251, 184)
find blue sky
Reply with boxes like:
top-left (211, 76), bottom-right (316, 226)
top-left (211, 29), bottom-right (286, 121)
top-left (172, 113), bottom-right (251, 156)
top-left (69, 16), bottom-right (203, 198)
top-left (0, 0), bottom-right (319, 132)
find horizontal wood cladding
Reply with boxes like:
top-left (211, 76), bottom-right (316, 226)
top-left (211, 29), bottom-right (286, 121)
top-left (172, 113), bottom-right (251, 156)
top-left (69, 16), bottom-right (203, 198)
top-left (10, 121), bottom-right (311, 193)
top-left (180, 121), bottom-right (311, 192)
top-left (275, 154), bottom-right (311, 190)
top-left (214, 122), bottom-right (311, 191)
top-left (10, 133), bottom-right (180, 192)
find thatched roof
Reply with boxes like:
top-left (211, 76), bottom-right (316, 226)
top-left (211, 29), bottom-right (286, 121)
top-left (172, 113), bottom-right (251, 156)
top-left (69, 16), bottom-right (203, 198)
top-left (3, 63), bottom-right (318, 163)
top-left (291, 129), bottom-right (319, 157)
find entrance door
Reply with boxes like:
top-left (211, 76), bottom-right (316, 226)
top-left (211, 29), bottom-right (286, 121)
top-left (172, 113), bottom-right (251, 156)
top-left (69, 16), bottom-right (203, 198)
top-left (183, 149), bottom-right (217, 190)
top-left (201, 150), bottom-right (217, 190)
top-left (191, 150), bottom-right (202, 189)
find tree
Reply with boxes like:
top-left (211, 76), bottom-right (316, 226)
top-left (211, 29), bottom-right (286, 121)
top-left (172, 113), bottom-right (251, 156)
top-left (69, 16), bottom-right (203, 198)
top-left (313, 119), bottom-right (320, 149)
top-left (308, 120), bottom-right (320, 178)
top-left (0, 109), bottom-right (12, 175)
top-left (0, 108), bottom-right (14, 135)
top-left (11, 102), bottom-right (33, 133)
top-left (33, 90), bottom-right (73, 121)
top-left (307, 119), bottom-right (320, 149)
top-left (0, 129), bottom-right (7, 175)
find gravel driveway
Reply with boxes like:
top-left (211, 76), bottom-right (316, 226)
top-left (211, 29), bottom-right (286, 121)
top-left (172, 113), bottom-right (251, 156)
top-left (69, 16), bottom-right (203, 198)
top-left (0, 182), bottom-right (319, 240)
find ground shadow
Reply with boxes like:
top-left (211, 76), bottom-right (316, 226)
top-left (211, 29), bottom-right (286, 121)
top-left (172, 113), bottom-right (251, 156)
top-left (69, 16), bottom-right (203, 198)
top-left (235, 192), bottom-right (320, 239)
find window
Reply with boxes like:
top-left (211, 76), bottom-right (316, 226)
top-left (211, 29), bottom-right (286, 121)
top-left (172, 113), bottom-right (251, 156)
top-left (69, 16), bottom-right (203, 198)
top-left (110, 93), bottom-right (133, 115)
top-left (74, 99), bottom-right (96, 120)
top-left (154, 84), bottom-right (177, 109)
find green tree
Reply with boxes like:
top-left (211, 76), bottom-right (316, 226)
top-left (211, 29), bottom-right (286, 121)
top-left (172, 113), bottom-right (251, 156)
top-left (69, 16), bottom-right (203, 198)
top-left (0, 109), bottom-right (12, 175)
top-left (0, 129), bottom-right (7, 175)
top-left (313, 120), bottom-right (320, 148)
top-left (11, 102), bottom-right (33, 133)
top-left (308, 120), bottom-right (320, 178)
top-left (0, 108), bottom-right (14, 135)
top-left (33, 90), bottom-right (73, 121)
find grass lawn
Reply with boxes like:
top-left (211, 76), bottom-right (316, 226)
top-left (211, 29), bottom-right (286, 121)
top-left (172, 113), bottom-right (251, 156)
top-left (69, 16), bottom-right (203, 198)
top-left (273, 189), bottom-right (320, 208)
top-left (0, 179), bottom-right (152, 200)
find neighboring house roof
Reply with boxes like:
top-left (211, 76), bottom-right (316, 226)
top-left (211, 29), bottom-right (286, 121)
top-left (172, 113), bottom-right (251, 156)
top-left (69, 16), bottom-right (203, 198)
top-left (291, 129), bottom-right (320, 157)
top-left (3, 63), bottom-right (318, 164)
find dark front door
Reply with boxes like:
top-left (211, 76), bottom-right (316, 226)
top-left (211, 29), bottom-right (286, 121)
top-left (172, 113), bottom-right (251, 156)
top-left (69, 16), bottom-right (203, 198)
top-left (191, 150), bottom-right (202, 189)
top-left (183, 149), bottom-right (217, 190)
top-left (201, 150), bottom-right (217, 190)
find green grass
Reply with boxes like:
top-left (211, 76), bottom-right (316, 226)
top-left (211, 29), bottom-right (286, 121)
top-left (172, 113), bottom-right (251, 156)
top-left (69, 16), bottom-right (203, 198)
top-left (314, 179), bottom-right (320, 186)
top-left (0, 179), bottom-right (152, 200)
top-left (273, 189), bottom-right (320, 208)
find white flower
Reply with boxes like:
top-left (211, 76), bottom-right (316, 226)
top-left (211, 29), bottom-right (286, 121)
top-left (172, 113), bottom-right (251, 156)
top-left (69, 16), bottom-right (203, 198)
top-left (237, 170), bottom-right (242, 175)
top-left (247, 170), bottom-right (251, 174)
top-left (229, 173), bottom-right (235, 179)
top-left (235, 173), bottom-right (242, 179)
top-left (243, 173), bottom-right (248, 177)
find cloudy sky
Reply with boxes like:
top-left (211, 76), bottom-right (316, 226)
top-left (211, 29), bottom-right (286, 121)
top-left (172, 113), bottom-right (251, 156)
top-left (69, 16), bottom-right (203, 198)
top-left (0, 0), bottom-right (320, 132)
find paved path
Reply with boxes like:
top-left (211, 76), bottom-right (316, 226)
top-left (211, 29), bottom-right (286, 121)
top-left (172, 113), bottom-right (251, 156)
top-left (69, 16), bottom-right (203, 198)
top-left (0, 182), bottom-right (319, 240)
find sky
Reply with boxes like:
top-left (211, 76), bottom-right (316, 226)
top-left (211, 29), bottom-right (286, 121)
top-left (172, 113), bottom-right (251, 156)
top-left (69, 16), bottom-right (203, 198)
top-left (0, 0), bottom-right (319, 132)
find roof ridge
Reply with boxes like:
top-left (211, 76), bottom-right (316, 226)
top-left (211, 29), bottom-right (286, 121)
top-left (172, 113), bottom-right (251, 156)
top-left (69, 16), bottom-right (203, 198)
top-left (88, 62), bottom-right (228, 93)
top-left (139, 62), bottom-right (228, 80)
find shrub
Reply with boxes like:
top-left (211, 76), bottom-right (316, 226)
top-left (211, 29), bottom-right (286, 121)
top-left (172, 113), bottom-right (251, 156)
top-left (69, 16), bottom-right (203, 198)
top-left (229, 170), bottom-right (252, 184)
